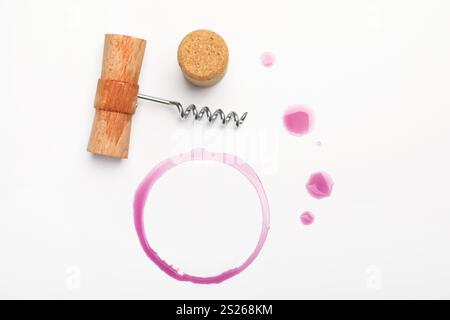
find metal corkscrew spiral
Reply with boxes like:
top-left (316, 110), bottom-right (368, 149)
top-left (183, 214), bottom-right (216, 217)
top-left (137, 93), bottom-right (248, 127)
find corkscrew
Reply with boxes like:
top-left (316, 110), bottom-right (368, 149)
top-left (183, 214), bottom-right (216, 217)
top-left (87, 34), bottom-right (247, 159)
top-left (136, 93), bottom-right (247, 127)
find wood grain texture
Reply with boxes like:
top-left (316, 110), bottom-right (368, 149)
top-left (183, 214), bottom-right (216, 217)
top-left (87, 34), bottom-right (146, 159)
top-left (87, 110), bottom-right (132, 159)
top-left (101, 34), bottom-right (146, 83)
top-left (94, 79), bottom-right (138, 114)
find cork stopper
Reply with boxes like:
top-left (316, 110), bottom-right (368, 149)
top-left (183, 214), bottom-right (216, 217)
top-left (87, 34), bottom-right (146, 159)
top-left (177, 29), bottom-right (229, 87)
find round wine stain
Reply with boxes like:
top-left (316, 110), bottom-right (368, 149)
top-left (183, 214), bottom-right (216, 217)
top-left (283, 106), bottom-right (313, 136)
top-left (306, 171), bottom-right (334, 199)
top-left (260, 52), bottom-right (276, 67)
top-left (300, 211), bottom-right (315, 225)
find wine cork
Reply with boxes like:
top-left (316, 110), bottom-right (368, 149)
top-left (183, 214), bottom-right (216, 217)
top-left (177, 29), bottom-right (229, 87)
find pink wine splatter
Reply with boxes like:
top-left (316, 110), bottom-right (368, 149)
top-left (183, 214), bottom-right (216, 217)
top-left (300, 211), bottom-right (315, 225)
top-left (283, 106), bottom-right (313, 136)
top-left (306, 171), bottom-right (334, 199)
top-left (260, 52), bottom-right (276, 67)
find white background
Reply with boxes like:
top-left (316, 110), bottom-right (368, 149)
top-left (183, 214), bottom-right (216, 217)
top-left (1, 0), bottom-right (450, 299)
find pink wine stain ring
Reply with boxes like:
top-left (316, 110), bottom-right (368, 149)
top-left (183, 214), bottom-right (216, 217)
top-left (133, 148), bottom-right (270, 284)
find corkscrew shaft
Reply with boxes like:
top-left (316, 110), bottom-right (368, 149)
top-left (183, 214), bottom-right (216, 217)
top-left (137, 93), bottom-right (247, 127)
top-left (137, 93), bottom-right (175, 106)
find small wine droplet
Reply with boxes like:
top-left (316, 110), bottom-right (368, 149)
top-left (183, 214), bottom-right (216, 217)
top-left (260, 52), bottom-right (276, 67)
top-left (283, 106), bottom-right (313, 136)
top-left (300, 212), bottom-right (315, 225)
top-left (306, 171), bottom-right (334, 199)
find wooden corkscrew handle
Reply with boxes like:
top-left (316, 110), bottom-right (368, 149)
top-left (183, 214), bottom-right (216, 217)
top-left (87, 34), bottom-right (146, 159)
